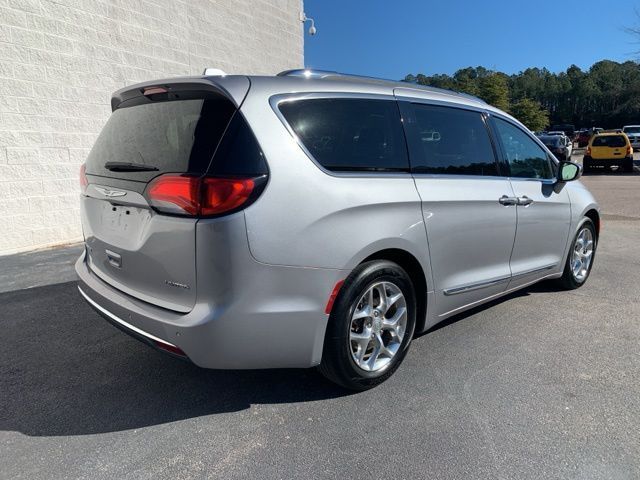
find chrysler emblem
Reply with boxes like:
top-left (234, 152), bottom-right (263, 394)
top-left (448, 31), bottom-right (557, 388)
top-left (95, 186), bottom-right (127, 198)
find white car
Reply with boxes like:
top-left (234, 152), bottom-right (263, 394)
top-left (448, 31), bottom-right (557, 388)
top-left (539, 134), bottom-right (573, 161)
top-left (622, 125), bottom-right (640, 149)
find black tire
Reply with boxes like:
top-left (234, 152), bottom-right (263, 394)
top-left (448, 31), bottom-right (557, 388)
top-left (319, 260), bottom-right (416, 391)
top-left (583, 158), bottom-right (591, 173)
top-left (623, 157), bottom-right (634, 173)
top-left (556, 219), bottom-right (597, 290)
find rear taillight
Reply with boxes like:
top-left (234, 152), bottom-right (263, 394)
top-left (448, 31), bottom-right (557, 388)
top-left (146, 174), bottom-right (264, 217)
top-left (147, 175), bottom-right (200, 215)
top-left (79, 164), bottom-right (88, 193)
top-left (201, 177), bottom-right (255, 215)
top-left (626, 145), bottom-right (632, 155)
top-left (586, 146), bottom-right (591, 156)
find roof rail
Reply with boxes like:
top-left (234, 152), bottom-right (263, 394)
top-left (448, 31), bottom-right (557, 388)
top-left (276, 69), bottom-right (487, 104)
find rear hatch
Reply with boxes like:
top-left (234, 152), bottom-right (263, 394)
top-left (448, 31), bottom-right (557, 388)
top-left (81, 78), bottom-right (253, 312)
top-left (590, 134), bottom-right (628, 160)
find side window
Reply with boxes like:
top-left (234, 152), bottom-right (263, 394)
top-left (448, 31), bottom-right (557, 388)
top-left (403, 104), bottom-right (498, 176)
top-left (278, 98), bottom-right (408, 172)
top-left (494, 118), bottom-right (553, 179)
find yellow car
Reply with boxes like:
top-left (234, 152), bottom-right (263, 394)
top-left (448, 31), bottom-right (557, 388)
top-left (583, 132), bottom-right (634, 173)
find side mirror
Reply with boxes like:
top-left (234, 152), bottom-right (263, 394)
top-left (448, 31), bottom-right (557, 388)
top-left (557, 161), bottom-right (581, 182)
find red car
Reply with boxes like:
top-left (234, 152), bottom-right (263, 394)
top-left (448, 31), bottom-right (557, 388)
top-left (577, 128), bottom-right (603, 148)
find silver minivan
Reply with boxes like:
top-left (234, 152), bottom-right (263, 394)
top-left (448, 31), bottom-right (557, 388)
top-left (76, 70), bottom-right (599, 390)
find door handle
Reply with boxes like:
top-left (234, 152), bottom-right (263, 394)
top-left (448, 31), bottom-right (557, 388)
top-left (517, 196), bottom-right (534, 206)
top-left (499, 195), bottom-right (518, 206)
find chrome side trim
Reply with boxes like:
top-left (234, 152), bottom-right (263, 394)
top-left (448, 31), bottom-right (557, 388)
top-left (438, 271), bottom-right (559, 318)
top-left (511, 263), bottom-right (557, 279)
top-left (77, 286), bottom-right (177, 347)
top-left (443, 275), bottom-right (511, 296)
top-left (443, 263), bottom-right (558, 297)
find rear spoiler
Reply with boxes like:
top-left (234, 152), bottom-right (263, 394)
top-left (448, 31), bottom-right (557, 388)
top-left (110, 76), bottom-right (251, 111)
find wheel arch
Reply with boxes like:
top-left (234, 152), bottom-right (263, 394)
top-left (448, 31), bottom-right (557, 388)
top-left (584, 208), bottom-right (600, 239)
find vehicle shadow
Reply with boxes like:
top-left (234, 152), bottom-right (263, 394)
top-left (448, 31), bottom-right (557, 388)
top-left (0, 282), bottom-right (350, 437)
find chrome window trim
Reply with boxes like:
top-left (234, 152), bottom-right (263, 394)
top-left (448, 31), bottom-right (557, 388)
top-left (410, 174), bottom-right (510, 181)
top-left (507, 177), bottom-right (557, 185)
top-left (269, 92), bottom-right (413, 179)
top-left (393, 94), bottom-right (489, 115)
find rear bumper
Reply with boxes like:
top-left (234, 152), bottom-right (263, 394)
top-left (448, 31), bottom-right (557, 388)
top-left (78, 284), bottom-right (189, 360)
top-left (76, 239), bottom-right (346, 369)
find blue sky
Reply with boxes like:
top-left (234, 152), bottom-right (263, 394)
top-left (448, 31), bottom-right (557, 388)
top-left (303, 0), bottom-right (640, 79)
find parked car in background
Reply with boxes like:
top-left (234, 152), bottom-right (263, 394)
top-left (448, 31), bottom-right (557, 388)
top-left (75, 70), bottom-right (600, 390)
top-left (577, 128), bottom-right (604, 147)
top-left (550, 124), bottom-right (576, 140)
top-left (577, 129), bottom-right (592, 147)
top-left (584, 132), bottom-right (634, 172)
top-left (622, 125), bottom-right (640, 149)
top-left (539, 134), bottom-right (573, 161)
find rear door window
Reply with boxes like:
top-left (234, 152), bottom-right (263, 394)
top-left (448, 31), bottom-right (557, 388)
top-left (494, 118), bottom-right (554, 179)
top-left (592, 135), bottom-right (626, 148)
top-left (86, 94), bottom-right (236, 182)
top-left (278, 98), bottom-right (409, 172)
top-left (401, 103), bottom-right (499, 176)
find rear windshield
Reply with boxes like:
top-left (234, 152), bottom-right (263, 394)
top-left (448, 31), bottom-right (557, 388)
top-left (624, 127), bottom-right (640, 134)
top-left (86, 95), bottom-right (236, 182)
top-left (592, 135), bottom-right (626, 148)
top-left (540, 136), bottom-right (561, 147)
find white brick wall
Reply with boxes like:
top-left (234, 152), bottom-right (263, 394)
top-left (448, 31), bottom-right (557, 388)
top-left (0, 0), bottom-right (303, 255)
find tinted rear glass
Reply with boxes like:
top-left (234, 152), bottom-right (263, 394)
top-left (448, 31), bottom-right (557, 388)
top-left (540, 136), bottom-right (561, 147)
top-left (624, 127), bottom-right (640, 134)
top-left (86, 95), bottom-right (236, 182)
top-left (592, 135), bottom-right (626, 148)
top-left (278, 98), bottom-right (409, 172)
top-left (402, 104), bottom-right (498, 176)
top-left (209, 113), bottom-right (267, 176)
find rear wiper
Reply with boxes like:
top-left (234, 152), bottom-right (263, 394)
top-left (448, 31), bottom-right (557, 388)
top-left (104, 161), bottom-right (159, 172)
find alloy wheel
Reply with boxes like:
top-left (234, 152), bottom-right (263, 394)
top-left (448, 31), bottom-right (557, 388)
top-left (349, 281), bottom-right (407, 372)
top-left (571, 227), bottom-right (594, 282)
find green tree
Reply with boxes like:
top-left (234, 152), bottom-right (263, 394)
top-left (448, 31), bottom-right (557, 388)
top-left (478, 73), bottom-right (509, 111)
top-left (510, 98), bottom-right (550, 131)
top-left (402, 59), bottom-right (640, 128)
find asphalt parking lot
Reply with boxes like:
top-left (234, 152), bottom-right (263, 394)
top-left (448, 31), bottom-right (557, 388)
top-left (1, 151), bottom-right (639, 479)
